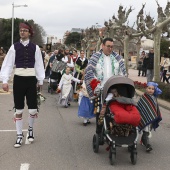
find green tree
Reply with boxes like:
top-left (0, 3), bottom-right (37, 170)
top-left (0, 18), bottom-right (46, 52)
top-left (160, 38), bottom-right (170, 58)
top-left (65, 32), bottom-right (82, 49)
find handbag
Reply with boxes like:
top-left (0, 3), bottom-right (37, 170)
top-left (51, 59), bottom-right (67, 72)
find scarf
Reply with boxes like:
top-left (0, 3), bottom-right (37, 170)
top-left (137, 93), bottom-right (162, 131)
top-left (85, 49), bottom-right (126, 98)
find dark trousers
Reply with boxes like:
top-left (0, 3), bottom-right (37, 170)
top-left (142, 69), bottom-right (147, 76)
top-left (13, 75), bottom-right (37, 109)
top-left (162, 70), bottom-right (169, 83)
top-left (138, 69), bottom-right (142, 76)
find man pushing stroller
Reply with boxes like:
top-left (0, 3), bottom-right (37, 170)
top-left (84, 37), bottom-right (127, 133)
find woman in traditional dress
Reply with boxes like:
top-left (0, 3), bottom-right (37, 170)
top-left (77, 80), bottom-right (95, 126)
top-left (73, 50), bottom-right (88, 100)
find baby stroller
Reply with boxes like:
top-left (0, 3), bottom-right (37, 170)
top-left (48, 71), bottom-right (61, 94)
top-left (48, 59), bottom-right (67, 94)
top-left (92, 75), bottom-right (139, 165)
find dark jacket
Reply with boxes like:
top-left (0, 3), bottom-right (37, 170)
top-left (147, 53), bottom-right (154, 69)
top-left (142, 57), bottom-right (149, 70)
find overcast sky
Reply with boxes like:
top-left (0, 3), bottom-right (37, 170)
top-left (0, 0), bottom-right (168, 43)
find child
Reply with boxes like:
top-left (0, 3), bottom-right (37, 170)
top-left (98, 86), bottom-right (141, 136)
top-left (137, 82), bottom-right (162, 152)
top-left (57, 67), bottom-right (82, 108)
top-left (77, 81), bottom-right (95, 126)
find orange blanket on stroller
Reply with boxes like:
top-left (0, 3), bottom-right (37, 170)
top-left (109, 101), bottom-right (141, 127)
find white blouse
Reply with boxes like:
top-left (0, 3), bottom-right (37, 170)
top-left (0, 39), bottom-right (45, 85)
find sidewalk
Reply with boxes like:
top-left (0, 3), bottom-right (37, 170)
top-left (128, 69), bottom-right (170, 110)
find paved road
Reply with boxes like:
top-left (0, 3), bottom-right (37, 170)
top-left (128, 69), bottom-right (147, 83)
top-left (0, 75), bottom-right (170, 170)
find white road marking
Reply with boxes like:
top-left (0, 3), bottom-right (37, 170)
top-left (20, 163), bottom-right (30, 170)
top-left (0, 129), bottom-right (28, 132)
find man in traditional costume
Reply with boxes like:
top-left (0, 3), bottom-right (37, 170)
top-left (84, 37), bottom-right (126, 134)
top-left (0, 22), bottom-right (45, 148)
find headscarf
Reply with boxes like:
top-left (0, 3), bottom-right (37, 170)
top-left (19, 22), bottom-right (34, 37)
top-left (147, 82), bottom-right (162, 97)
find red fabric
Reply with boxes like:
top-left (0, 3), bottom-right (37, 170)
top-left (90, 79), bottom-right (100, 91)
top-left (71, 55), bottom-right (78, 63)
top-left (56, 89), bottom-right (61, 93)
top-left (109, 101), bottom-right (141, 127)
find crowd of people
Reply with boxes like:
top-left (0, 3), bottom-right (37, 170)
top-left (0, 22), bottom-right (163, 155)
top-left (137, 48), bottom-right (170, 83)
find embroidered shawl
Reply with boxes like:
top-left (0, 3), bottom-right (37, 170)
top-left (137, 93), bottom-right (162, 131)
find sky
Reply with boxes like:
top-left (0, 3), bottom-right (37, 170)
top-left (0, 0), bottom-right (168, 43)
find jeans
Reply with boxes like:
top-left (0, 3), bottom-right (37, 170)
top-left (146, 69), bottom-right (154, 82)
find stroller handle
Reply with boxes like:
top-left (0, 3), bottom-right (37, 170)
top-left (89, 88), bottom-right (103, 102)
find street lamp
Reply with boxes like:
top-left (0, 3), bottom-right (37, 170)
top-left (11, 2), bottom-right (28, 45)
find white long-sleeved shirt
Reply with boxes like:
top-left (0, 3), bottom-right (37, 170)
top-left (0, 39), bottom-right (45, 85)
top-left (58, 73), bottom-right (80, 89)
top-left (62, 56), bottom-right (74, 68)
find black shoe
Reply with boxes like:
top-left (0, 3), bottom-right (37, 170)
top-left (146, 144), bottom-right (153, 152)
top-left (67, 102), bottom-right (70, 106)
top-left (14, 134), bottom-right (24, 148)
top-left (87, 120), bottom-right (91, 124)
top-left (28, 127), bottom-right (34, 142)
top-left (83, 123), bottom-right (87, 126)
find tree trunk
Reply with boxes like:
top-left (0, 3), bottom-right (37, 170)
top-left (124, 35), bottom-right (130, 75)
top-left (136, 42), bottom-right (141, 63)
top-left (153, 29), bottom-right (161, 82)
top-left (86, 48), bottom-right (90, 59)
top-left (96, 38), bottom-right (101, 51)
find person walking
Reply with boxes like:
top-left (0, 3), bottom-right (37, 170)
top-left (0, 22), bottom-right (45, 148)
top-left (84, 37), bottom-right (126, 134)
top-left (137, 58), bottom-right (143, 76)
top-left (142, 52), bottom-right (149, 77)
top-left (57, 67), bottom-right (82, 108)
top-left (77, 80), bottom-right (95, 126)
top-left (72, 49), bottom-right (78, 64)
top-left (137, 82), bottom-right (162, 152)
top-left (73, 50), bottom-right (88, 100)
top-left (160, 53), bottom-right (170, 83)
top-left (146, 48), bottom-right (154, 82)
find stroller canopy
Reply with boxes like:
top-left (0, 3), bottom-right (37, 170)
top-left (102, 75), bottom-right (135, 102)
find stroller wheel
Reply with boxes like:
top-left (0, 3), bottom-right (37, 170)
top-left (93, 134), bottom-right (99, 153)
top-left (130, 152), bottom-right (137, 165)
top-left (109, 147), bottom-right (116, 165)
